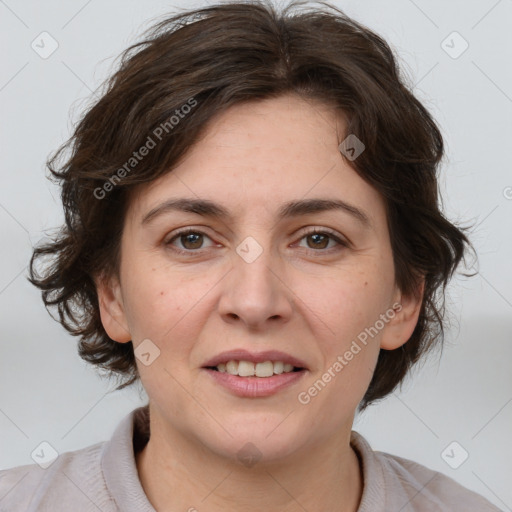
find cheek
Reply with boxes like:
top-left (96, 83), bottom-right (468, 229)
top-left (313, 269), bottom-right (393, 398)
top-left (121, 262), bottom-right (213, 344)
top-left (298, 276), bottom-right (387, 426)
top-left (297, 268), bottom-right (392, 348)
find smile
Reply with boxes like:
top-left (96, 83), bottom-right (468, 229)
top-left (206, 360), bottom-right (303, 377)
top-left (203, 363), bottom-right (307, 398)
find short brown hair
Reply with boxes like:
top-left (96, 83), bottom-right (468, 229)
top-left (29, 0), bottom-right (476, 411)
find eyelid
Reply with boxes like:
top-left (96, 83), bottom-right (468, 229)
top-left (294, 226), bottom-right (348, 244)
top-left (292, 227), bottom-right (349, 252)
top-left (164, 226), bottom-right (349, 254)
top-left (164, 227), bottom-right (219, 250)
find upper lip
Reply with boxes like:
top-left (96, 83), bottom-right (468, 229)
top-left (202, 349), bottom-right (308, 370)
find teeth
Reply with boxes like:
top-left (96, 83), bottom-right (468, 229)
top-left (226, 360), bottom-right (238, 374)
top-left (238, 360), bottom-right (255, 377)
top-left (215, 360), bottom-right (300, 377)
top-left (273, 361), bottom-right (284, 374)
top-left (255, 361), bottom-right (273, 377)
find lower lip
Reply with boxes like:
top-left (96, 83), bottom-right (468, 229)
top-left (202, 368), bottom-right (307, 397)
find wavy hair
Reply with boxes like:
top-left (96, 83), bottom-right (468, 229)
top-left (29, 0), bottom-right (476, 411)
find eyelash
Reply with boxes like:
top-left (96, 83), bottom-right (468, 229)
top-left (164, 227), bottom-right (349, 256)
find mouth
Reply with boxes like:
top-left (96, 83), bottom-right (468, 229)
top-left (202, 349), bottom-right (309, 376)
top-left (204, 360), bottom-right (305, 377)
top-left (201, 349), bottom-right (309, 397)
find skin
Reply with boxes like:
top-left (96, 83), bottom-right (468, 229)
top-left (96, 93), bottom-right (424, 512)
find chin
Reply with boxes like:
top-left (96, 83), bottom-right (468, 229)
top-left (196, 422), bottom-right (307, 466)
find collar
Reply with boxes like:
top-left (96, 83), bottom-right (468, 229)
top-left (100, 405), bottom-right (385, 512)
top-left (101, 405), bottom-right (155, 511)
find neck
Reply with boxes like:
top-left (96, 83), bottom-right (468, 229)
top-left (135, 406), bottom-right (363, 512)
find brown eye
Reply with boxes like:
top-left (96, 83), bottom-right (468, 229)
top-left (179, 232), bottom-right (204, 250)
top-left (165, 229), bottom-right (215, 253)
top-left (296, 229), bottom-right (348, 253)
top-left (305, 232), bottom-right (330, 249)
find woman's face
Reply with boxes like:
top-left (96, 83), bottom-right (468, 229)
top-left (98, 93), bottom-right (421, 462)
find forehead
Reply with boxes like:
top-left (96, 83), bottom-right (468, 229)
top-left (126, 94), bottom-right (386, 229)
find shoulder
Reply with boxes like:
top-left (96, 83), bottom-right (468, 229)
top-left (379, 451), bottom-right (502, 511)
top-left (0, 441), bottom-right (117, 512)
top-left (350, 431), bottom-right (503, 512)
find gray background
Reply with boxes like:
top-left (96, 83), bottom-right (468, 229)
top-left (0, 0), bottom-right (511, 509)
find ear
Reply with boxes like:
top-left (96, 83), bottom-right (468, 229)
top-left (380, 277), bottom-right (425, 350)
top-left (95, 273), bottom-right (131, 343)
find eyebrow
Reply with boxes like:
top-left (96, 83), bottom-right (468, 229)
top-left (141, 197), bottom-right (372, 229)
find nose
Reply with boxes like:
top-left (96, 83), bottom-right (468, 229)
top-left (217, 244), bottom-right (294, 331)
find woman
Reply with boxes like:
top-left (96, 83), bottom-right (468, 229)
top-left (0, 1), bottom-right (502, 510)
